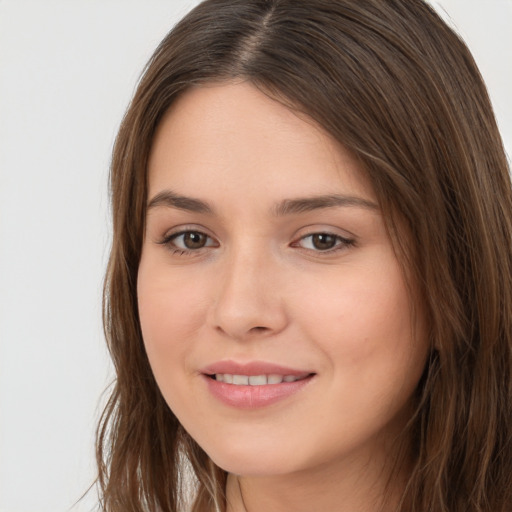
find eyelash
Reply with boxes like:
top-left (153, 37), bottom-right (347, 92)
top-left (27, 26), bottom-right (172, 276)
top-left (158, 230), bottom-right (355, 256)
top-left (158, 230), bottom-right (218, 256)
top-left (292, 232), bottom-right (355, 253)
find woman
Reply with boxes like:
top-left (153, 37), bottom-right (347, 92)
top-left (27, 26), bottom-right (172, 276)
top-left (96, 1), bottom-right (512, 511)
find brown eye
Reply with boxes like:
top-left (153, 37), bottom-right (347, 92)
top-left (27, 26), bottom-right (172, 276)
top-left (311, 233), bottom-right (337, 250)
top-left (169, 231), bottom-right (216, 251)
top-left (296, 232), bottom-right (354, 252)
top-left (182, 232), bottom-right (207, 249)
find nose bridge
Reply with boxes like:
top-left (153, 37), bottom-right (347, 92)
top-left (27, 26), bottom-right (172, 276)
top-left (210, 240), bottom-right (286, 339)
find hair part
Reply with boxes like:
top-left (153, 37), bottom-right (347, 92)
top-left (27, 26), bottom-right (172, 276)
top-left (97, 1), bottom-right (512, 511)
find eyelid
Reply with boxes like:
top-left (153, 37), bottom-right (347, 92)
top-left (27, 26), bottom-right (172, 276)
top-left (157, 225), bottom-right (219, 253)
top-left (158, 224), bottom-right (215, 241)
top-left (170, 231), bottom-right (217, 249)
top-left (154, 224), bottom-right (355, 255)
top-left (291, 229), bottom-right (356, 253)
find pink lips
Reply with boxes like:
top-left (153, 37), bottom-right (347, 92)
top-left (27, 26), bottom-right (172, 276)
top-left (201, 360), bottom-right (315, 409)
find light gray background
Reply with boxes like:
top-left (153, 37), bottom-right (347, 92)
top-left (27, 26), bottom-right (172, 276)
top-left (0, 1), bottom-right (510, 511)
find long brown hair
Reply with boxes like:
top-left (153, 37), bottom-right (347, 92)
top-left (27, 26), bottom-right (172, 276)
top-left (96, 1), bottom-right (512, 510)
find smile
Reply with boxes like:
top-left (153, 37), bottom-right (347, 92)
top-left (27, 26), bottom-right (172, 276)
top-left (211, 373), bottom-right (308, 385)
top-left (201, 362), bottom-right (316, 408)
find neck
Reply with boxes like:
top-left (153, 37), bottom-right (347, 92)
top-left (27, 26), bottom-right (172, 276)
top-left (225, 450), bottom-right (410, 512)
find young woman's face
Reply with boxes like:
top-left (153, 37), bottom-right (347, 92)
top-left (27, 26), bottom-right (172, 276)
top-left (138, 82), bottom-right (428, 478)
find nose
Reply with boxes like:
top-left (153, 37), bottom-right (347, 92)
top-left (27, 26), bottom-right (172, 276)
top-left (209, 246), bottom-right (288, 341)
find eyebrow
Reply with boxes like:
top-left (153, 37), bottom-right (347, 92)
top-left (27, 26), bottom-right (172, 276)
top-left (146, 189), bottom-right (378, 215)
top-left (147, 190), bottom-right (214, 214)
top-left (272, 194), bottom-right (379, 216)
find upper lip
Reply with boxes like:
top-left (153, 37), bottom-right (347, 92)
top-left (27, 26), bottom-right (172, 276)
top-left (201, 360), bottom-right (314, 377)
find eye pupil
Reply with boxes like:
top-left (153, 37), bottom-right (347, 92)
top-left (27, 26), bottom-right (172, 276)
top-left (184, 232), bottom-right (206, 249)
top-left (312, 233), bottom-right (337, 250)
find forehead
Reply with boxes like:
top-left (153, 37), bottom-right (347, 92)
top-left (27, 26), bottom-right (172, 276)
top-left (147, 81), bottom-right (375, 204)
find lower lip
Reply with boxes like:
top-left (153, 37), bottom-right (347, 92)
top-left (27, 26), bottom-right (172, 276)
top-left (203, 375), bottom-right (314, 409)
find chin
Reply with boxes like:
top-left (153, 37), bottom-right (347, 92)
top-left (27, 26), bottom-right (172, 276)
top-left (202, 437), bottom-right (304, 477)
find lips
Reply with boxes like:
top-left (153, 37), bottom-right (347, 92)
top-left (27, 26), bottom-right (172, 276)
top-left (200, 360), bottom-right (315, 408)
top-left (201, 360), bottom-right (313, 377)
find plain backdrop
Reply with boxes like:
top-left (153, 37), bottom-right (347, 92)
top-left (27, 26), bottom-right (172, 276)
top-left (0, 1), bottom-right (510, 511)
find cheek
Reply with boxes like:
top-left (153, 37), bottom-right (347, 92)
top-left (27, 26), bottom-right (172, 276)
top-left (288, 261), bottom-right (427, 458)
top-left (296, 258), bottom-right (425, 388)
top-left (137, 258), bottom-right (208, 375)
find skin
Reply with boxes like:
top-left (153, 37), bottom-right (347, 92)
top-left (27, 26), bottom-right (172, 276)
top-left (137, 82), bottom-right (429, 512)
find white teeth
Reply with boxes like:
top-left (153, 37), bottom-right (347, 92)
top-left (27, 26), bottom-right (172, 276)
top-left (214, 374), bottom-right (303, 385)
top-left (232, 375), bottom-right (249, 385)
top-left (248, 375), bottom-right (267, 386)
